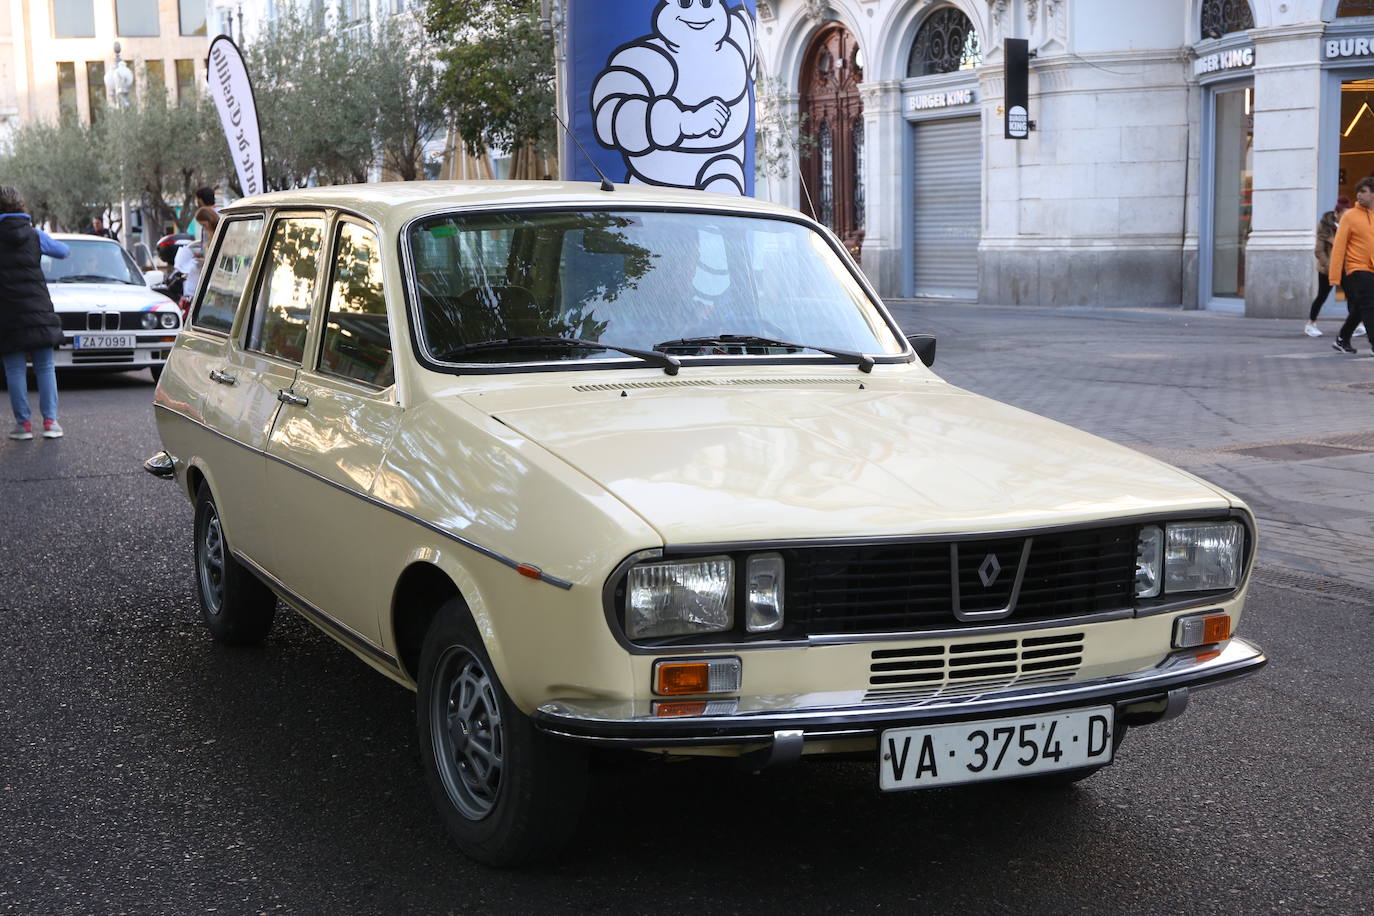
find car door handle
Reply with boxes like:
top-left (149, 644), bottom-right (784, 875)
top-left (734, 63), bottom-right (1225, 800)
top-left (208, 369), bottom-right (236, 385)
top-left (276, 389), bottom-right (309, 407)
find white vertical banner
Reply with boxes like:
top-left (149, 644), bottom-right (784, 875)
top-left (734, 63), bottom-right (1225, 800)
top-left (206, 36), bottom-right (264, 197)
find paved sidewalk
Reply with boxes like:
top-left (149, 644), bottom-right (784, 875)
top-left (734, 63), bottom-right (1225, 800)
top-left (886, 300), bottom-right (1374, 594)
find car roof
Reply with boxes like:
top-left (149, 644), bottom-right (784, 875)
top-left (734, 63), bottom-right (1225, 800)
top-left (223, 180), bottom-right (807, 228)
top-left (49, 233), bottom-right (122, 242)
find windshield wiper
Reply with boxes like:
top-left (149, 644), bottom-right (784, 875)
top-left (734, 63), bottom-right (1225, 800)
top-left (654, 334), bottom-right (876, 373)
top-left (54, 274), bottom-right (125, 284)
top-left (440, 336), bottom-right (681, 375)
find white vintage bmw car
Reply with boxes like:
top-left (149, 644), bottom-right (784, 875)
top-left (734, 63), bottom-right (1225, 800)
top-left (147, 181), bottom-right (1265, 865)
top-left (45, 233), bottom-right (182, 380)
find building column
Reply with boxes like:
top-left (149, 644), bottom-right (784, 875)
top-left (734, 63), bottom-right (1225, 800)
top-left (858, 79), bottom-right (903, 297)
top-left (1245, 24), bottom-right (1324, 319)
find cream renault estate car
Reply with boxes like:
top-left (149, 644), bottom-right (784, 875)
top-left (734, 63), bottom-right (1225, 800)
top-left (147, 181), bottom-right (1265, 866)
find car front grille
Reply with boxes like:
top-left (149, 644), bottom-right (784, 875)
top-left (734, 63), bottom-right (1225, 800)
top-left (867, 632), bottom-right (1085, 691)
top-left (59, 311), bottom-right (146, 331)
top-left (784, 525), bottom-right (1137, 635)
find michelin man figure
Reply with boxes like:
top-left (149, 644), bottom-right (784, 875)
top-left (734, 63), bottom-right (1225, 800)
top-left (590, 0), bottom-right (756, 194)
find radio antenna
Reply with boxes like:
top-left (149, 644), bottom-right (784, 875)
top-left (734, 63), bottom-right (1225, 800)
top-left (552, 109), bottom-right (615, 192)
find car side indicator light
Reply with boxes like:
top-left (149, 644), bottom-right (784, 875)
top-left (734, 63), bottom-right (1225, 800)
top-left (1173, 612), bottom-right (1231, 649)
top-left (654, 658), bottom-right (741, 696)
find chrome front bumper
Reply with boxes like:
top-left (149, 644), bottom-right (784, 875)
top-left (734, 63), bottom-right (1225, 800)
top-left (532, 637), bottom-right (1266, 747)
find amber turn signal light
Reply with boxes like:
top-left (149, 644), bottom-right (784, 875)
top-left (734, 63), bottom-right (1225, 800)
top-left (653, 658), bottom-right (741, 696)
top-left (1173, 612), bottom-right (1232, 649)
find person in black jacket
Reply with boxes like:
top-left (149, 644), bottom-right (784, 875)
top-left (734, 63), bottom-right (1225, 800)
top-left (0, 185), bottom-right (69, 440)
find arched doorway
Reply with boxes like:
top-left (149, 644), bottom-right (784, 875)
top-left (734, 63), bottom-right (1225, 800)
top-left (799, 24), bottom-right (865, 258)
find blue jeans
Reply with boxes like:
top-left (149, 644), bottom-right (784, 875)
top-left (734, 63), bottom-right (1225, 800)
top-left (3, 348), bottom-right (58, 425)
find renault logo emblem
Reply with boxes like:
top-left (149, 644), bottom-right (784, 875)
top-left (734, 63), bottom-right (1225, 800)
top-left (978, 553), bottom-right (1002, 587)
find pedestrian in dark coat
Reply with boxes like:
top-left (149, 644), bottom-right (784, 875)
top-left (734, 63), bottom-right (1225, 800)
top-left (0, 185), bottom-right (69, 440)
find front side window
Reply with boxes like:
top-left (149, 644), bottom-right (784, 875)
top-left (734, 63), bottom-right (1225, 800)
top-left (193, 217), bottom-right (265, 334)
top-left (320, 223), bottom-right (393, 388)
top-left (407, 209), bottom-right (902, 369)
top-left (53, 0), bottom-right (94, 37)
top-left (42, 239), bottom-right (142, 285)
top-left (115, 0), bottom-right (159, 36)
top-left (246, 217), bottom-right (324, 363)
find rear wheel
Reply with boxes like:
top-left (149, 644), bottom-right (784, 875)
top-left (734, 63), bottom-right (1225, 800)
top-left (416, 600), bottom-right (588, 866)
top-left (193, 483), bottom-right (276, 644)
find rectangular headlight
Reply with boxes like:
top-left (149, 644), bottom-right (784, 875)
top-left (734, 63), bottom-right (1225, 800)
top-left (745, 553), bottom-right (785, 632)
top-left (627, 556), bottom-right (734, 639)
top-left (1163, 521), bottom-right (1243, 594)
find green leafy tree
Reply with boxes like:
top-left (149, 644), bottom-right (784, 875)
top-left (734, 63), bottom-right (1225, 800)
top-left (246, 4), bottom-right (375, 188)
top-left (425, 0), bottom-right (557, 175)
top-left (102, 73), bottom-right (231, 234)
top-left (0, 117), bottom-right (108, 229)
top-left (369, 16), bottom-right (446, 181)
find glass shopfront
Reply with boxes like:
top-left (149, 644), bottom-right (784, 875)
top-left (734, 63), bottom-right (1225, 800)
top-left (1209, 85), bottom-right (1254, 303)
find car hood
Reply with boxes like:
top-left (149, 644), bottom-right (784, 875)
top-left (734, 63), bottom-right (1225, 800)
top-left (47, 281), bottom-right (173, 312)
top-left (459, 373), bottom-right (1233, 545)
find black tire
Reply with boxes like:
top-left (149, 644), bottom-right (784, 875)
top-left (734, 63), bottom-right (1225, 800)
top-left (193, 483), bottom-right (276, 644)
top-left (150, 364), bottom-right (164, 383)
top-left (416, 599), bottom-right (588, 866)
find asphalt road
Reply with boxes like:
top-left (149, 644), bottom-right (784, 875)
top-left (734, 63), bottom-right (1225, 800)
top-left (1, 340), bottom-right (1371, 914)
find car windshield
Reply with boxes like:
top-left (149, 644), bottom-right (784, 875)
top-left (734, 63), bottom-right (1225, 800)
top-left (407, 209), bottom-right (904, 367)
top-left (42, 239), bottom-right (144, 286)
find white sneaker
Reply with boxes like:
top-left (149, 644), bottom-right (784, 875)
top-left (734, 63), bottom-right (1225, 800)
top-left (1355, 324), bottom-right (1367, 338)
top-left (1304, 322), bottom-right (1322, 337)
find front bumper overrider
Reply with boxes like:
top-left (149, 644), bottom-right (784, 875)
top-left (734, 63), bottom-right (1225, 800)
top-left (532, 637), bottom-right (1266, 748)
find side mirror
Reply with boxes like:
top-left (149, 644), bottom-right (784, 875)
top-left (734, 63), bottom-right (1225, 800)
top-left (907, 334), bottom-right (937, 367)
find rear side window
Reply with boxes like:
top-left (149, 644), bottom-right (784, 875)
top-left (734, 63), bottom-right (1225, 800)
top-left (246, 216), bottom-right (324, 364)
top-left (192, 217), bottom-right (264, 334)
top-left (320, 222), bottom-right (393, 388)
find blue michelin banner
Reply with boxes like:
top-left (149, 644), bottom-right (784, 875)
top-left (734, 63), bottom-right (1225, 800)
top-left (567, 0), bottom-right (757, 196)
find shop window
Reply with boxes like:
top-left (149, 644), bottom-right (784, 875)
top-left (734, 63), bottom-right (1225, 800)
top-left (86, 62), bottom-right (105, 121)
top-left (116, 0), bottom-right (159, 36)
top-left (1337, 0), bottom-right (1374, 15)
top-left (52, 0), bottom-right (95, 37)
top-left (57, 62), bottom-right (78, 123)
top-left (1200, 0), bottom-right (1254, 40)
top-left (907, 6), bottom-right (981, 77)
top-left (175, 59), bottom-right (195, 104)
top-left (1210, 87), bottom-right (1253, 300)
top-left (178, 0), bottom-right (206, 36)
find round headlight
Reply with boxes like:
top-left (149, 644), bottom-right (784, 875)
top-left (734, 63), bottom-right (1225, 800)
top-left (141, 313), bottom-right (158, 329)
top-left (160, 312), bottom-right (179, 329)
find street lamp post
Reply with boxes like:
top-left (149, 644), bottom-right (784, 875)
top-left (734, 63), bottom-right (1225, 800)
top-left (103, 43), bottom-right (135, 248)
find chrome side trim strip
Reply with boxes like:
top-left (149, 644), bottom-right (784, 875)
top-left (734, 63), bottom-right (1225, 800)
top-left (235, 550), bottom-right (400, 671)
top-left (155, 403), bottom-right (574, 590)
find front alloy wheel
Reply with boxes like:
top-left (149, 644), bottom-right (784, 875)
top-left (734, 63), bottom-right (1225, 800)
top-left (431, 645), bottom-right (506, 820)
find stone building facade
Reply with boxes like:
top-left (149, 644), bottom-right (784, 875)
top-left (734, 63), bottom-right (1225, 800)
top-left (755, 0), bottom-right (1374, 317)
